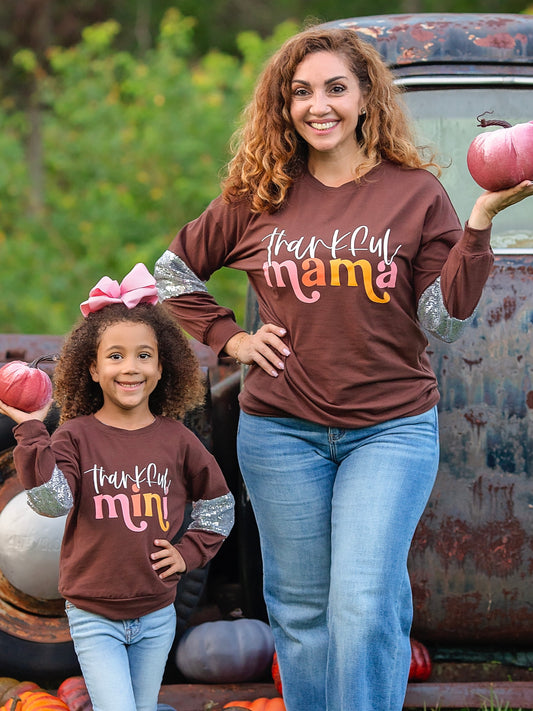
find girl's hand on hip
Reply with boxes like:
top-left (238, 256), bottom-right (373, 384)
top-left (226, 324), bottom-right (290, 377)
top-left (151, 539), bottom-right (186, 579)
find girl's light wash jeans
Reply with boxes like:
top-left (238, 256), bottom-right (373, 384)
top-left (237, 406), bottom-right (439, 711)
top-left (65, 601), bottom-right (176, 711)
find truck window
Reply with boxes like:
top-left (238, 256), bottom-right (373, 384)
top-left (403, 85), bottom-right (533, 252)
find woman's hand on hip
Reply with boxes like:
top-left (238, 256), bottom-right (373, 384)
top-left (226, 324), bottom-right (290, 377)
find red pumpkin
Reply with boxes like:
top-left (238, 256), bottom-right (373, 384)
top-left (271, 652), bottom-right (282, 696)
top-left (57, 676), bottom-right (92, 711)
top-left (0, 355), bottom-right (55, 412)
top-left (223, 699), bottom-right (285, 711)
top-left (467, 115), bottom-right (533, 192)
top-left (409, 638), bottom-right (432, 682)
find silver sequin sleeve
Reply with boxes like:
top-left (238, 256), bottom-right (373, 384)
top-left (26, 464), bottom-right (73, 518)
top-left (154, 250), bottom-right (208, 300)
top-left (188, 491), bottom-right (235, 537)
top-left (418, 277), bottom-right (475, 343)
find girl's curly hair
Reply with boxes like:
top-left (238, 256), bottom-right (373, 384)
top-left (222, 25), bottom-right (440, 213)
top-left (53, 303), bottom-right (205, 424)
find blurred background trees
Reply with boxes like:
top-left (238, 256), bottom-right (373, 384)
top-left (0, 1), bottom-right (531, 333)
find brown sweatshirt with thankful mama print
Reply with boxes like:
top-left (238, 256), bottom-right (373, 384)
top-left (159, 161), bottom-right (493, 428)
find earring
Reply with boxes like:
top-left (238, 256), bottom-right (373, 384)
top-left (360, 109), bottom-right (366, 116)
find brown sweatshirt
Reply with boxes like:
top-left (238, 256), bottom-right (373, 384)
top-left (158, 161), bottom-right (494, 428)
top-left (13, 415), bottom-right (234, 619)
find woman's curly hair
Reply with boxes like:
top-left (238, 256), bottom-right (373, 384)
top-left (222, 25), bottom-right (440, 213)
top-left (53, 303), bottom-right (206, 424)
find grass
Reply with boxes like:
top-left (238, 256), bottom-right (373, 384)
top-left (427, 704), bottom-right (524, 710)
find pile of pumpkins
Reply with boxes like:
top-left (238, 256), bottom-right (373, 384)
top-left (175, 617), bottom-right (432, 710)
top-left (0, 617), bottom-right (432, 711)
top-left (0, 677), bottom-right (90, 711)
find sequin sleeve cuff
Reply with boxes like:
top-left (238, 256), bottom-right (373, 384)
top-left (154, 250), bottom-right (207, 299)
top-left (418, 276), bottom-right (475, 343)
top-left (26, 464), bottom-right (73, 518)
top-left (188, 491), bottom-right (235, 537)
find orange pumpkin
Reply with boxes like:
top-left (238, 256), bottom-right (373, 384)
top-left (223, 699), bottom-right (286, 711)
top-left (0, 698), bottom-right (19, 711)
top-left (3, 691), bottom-right (69, 711)
top-left (0, 683), bottom-right (41, 706)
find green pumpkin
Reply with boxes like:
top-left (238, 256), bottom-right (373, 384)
top-left (175, 618), bottom-right (275, 683)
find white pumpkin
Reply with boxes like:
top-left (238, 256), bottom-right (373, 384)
top-left (0, 491), bottom-right (66, 599)
top-left (176, 618), bottom-right (275, 683)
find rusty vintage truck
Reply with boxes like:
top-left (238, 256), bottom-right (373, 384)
top-left (0, 12), bottom-right (532, 697)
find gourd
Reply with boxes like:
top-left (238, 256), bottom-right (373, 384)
top-left (223, 699), bottom-right (286, 711)
top-left (467, 114), bottom-right (533, 192)
top-left (176, 618), bottom-right (275, 683)
top-left (56, 677), bottom-right (92, 711)
top-left (0, 355), bottom-right (55, 412)
top-left (409, 638), bottom-right (432, 682)
top-left (0, 682), bottom-right (19, 706)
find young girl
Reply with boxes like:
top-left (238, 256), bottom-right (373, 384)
top-left (0, 263), bottom-right (234, 711)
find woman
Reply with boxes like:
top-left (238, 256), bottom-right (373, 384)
top-left (154, 26), bottom-right (533, 711)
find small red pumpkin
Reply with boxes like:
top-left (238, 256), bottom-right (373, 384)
top-left (467, 114), bottom-right (533, 192)
top-left (0, 355), bottom-right (56, 412)
top-left (409, 638), bottom-right (432, 682)
top-left (57, 676), bottom-right (92, 711)
top-left (271, 652), bottom-right (282, 696)
top-left (223, 699), bottom-right (285, 711)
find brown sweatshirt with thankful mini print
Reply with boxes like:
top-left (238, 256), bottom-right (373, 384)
top-left (13, 415), bottom-right (234, 620)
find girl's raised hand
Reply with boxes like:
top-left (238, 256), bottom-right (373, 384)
top-left (0, 398), bottom-right (52, 424)
top-left (226, 324), bottom-right (290, 377)
top-left (151, 539), bottom-right (186, 579)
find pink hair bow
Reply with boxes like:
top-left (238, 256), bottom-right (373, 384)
top-left (80, 263), bottom-right (158, 317)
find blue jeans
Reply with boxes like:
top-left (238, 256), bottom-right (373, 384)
top-left (237, 407), bottom-right (439, 711)
top-left (65, 601), bottom-right (176, 711)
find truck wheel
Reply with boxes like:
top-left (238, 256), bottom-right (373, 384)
top-left (0, 630), bottom-right (79, 685)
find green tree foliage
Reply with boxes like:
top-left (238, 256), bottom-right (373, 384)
top-left (0, 11), bottom-right (297, 334)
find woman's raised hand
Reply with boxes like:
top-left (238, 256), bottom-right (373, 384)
top-left (468, 179), bottom-right (533, 230)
